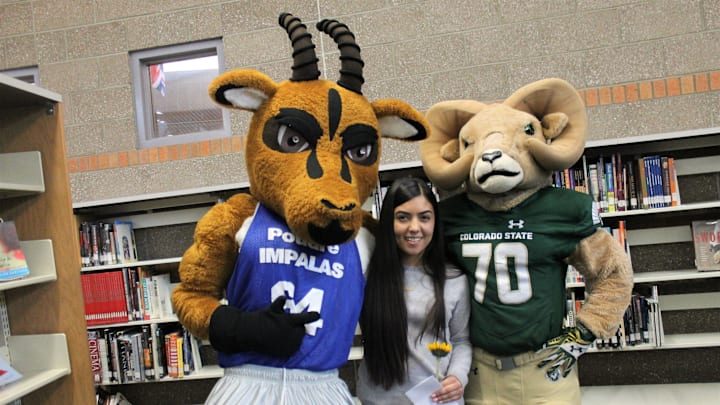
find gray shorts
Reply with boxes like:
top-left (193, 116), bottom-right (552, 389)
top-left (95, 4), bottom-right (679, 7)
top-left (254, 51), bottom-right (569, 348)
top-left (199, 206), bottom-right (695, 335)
top-left (205, 364), bottom-right (355, 405)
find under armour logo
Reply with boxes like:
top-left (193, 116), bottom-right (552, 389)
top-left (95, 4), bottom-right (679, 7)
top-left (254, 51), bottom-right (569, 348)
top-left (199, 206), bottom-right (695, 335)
top-left (508, 219), bottom-right (524, 229)
top-left (568, 346), bottom-right (585, 353)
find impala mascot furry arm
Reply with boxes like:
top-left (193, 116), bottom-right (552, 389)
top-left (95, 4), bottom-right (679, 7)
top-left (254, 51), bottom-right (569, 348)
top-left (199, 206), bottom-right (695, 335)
top-left (420, 78), bottom-right (633, 404)
top-left (171, 13), bottom-right (428, 405)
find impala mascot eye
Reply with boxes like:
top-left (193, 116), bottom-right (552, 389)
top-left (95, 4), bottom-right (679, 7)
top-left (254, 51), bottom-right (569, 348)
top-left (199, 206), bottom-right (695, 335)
top-left (346, 143), bottom-right (374, 162)
top-left (278, 125), bottom-right (310, 153)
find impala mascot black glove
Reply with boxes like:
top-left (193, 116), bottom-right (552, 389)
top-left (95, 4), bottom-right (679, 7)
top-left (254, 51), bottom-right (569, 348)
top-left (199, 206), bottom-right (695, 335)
top-left (537, 323), bottom-right (595, 381)
top-left (209, 296), bottom-right (321, 357)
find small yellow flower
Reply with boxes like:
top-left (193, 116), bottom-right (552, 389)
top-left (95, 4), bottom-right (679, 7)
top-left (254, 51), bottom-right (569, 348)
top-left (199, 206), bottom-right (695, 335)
top-left (427, 341), bottom-right (452, 381)
top-left (427, 341), bottom-right (452, 357)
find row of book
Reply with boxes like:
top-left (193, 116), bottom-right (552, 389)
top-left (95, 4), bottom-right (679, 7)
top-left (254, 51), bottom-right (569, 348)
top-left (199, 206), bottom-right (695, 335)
top-left (88, 323), bottom-right (202, 385)
top-left (81, 267), bottom-right (174, 326)
top-left (565, 287), bottom-right (664, 350)
top-left (80, 221), bottom-right (139, 267)
top-left (553, 153), bottom-right (681, 213)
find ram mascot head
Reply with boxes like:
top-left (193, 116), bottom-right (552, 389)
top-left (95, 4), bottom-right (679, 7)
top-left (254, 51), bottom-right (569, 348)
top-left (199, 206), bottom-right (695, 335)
top-left (172, 13), bottom-right (428, 344)
top-left (421, 78), bottom-right (587, 210)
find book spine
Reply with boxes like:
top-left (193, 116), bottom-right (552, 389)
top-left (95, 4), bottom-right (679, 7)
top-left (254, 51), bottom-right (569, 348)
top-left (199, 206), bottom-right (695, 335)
top-left (141, 325), bottom-right (156, 381)
top-left (80, 222), bottom-right (92, 267)
top-left (668, 157), bottom-right (681, 206)
top-left (87, 331), bottom-right (102, 384)
top-left (604, 161), bottom-right (616, 212)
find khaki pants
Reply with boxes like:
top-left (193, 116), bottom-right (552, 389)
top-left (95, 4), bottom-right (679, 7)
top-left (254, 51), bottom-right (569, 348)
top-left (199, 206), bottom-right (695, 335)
top-left (464, 347), bottom-right (581, 405)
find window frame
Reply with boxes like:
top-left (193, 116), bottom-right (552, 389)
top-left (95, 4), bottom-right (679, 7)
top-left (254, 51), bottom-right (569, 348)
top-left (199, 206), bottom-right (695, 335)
top-left (130, 38), bottom-right (230, 149)
top-left (1, 66), bottom-right (40, 85)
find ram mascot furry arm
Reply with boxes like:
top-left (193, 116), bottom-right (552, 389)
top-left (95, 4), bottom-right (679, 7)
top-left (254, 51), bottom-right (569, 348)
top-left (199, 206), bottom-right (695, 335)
top-left (171, 13), bottom-right (427, 398)
top-left (421, 78), bottom-right (633, 382)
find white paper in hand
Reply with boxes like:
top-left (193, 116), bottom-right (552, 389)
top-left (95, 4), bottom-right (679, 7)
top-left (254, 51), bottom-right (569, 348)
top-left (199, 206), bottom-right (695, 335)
top-left (404, 375), bottom-right (459, 405)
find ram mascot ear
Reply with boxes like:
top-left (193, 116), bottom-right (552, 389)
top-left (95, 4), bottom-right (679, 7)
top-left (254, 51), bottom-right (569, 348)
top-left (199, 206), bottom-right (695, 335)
top-left (207, 13), bottom-right (428, 246)
top-left (421, 78), bottom-right (586, 190)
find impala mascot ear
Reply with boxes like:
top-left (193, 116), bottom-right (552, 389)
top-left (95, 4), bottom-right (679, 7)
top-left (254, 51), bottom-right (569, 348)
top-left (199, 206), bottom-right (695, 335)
top-left (171, 12), bottom-right (429, 404)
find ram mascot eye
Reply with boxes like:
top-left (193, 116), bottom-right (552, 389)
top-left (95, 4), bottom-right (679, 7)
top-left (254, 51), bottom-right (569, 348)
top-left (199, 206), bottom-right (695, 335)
top-left (524, 123), bottom-right (535, 135)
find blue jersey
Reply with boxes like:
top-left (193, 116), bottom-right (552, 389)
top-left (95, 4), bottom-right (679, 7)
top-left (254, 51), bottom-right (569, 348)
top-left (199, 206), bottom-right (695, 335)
top-left (219, 204), bottom-right (366, 371)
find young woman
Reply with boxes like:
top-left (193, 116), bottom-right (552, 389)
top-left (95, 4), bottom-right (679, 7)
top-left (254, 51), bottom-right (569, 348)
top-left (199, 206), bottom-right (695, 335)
top-left (357, 177), bottom-right (471, 404)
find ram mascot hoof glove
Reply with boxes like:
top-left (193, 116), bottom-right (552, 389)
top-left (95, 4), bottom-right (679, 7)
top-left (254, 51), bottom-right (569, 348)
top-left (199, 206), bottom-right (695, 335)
top-left (171, 13), bottom-right (428, 404)
top-left (421, 78), bottom-right (633, 402)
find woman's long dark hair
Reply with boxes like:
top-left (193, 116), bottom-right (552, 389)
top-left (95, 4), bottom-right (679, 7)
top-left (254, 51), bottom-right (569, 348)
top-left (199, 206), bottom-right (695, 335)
top-left (359, 177), bottom-right (448, 389)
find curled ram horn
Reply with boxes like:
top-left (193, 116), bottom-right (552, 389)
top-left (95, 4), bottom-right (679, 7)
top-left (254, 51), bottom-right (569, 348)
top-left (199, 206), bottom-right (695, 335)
top-left (420, 100), bottom-right (484, 191)
top-left (505, 78), bottom-right (587, 171)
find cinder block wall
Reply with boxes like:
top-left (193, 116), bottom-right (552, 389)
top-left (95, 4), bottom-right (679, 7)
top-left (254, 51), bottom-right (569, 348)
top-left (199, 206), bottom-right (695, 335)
top-left (1, 0), bottom-right (719, 205)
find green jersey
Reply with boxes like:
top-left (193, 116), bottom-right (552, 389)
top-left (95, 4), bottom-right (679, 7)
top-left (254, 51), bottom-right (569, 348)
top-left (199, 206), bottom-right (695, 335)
top-left (440, 187), bottom-right (601, 356)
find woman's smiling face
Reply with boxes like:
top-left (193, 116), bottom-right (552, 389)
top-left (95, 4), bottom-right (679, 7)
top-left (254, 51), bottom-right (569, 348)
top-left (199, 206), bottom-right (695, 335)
top-left (393, 195), bottom-right (435, 266)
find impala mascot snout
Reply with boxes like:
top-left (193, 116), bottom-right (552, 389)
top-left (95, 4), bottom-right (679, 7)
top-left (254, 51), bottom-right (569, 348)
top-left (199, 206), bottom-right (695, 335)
top-left (171, 13), bottom-right (428, 404)
top-left (421, 78), bottom-right (633, 404)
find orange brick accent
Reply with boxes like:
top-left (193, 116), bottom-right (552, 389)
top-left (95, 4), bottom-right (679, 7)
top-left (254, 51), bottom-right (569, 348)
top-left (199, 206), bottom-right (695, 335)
top-left (138, 149), bottom-right (148, 164)
top-left (680, 75), bottom-right (694, 94)
top-left (577, 90), bottom-right (585, 104)
top-left (178, 144), bottom-right (189, 160)
top-left (652, 80), bottom-right (666, 98)
top-left (585, 88), bottom-right (599, 107)
top-left (199, 141), bottom-right (211, 156)
top-left (158, 146), bottom-right (168, 162)
top-left (221, 137), bottom-right (232, 153)
top-left (118, 151), bottom-right (129, 167)
top-left (666, 77), bottom-right (680, 96)
top-left (638, 82), bottom-right (652, 99)
top-left (711, 72), bottom-right (720, 90)
top-left (168, 145), bottom-right (178, 161)
top-left (107, 153), bottom-right (118, 168)
top-left (696, 73), bottom-right (709, 92)
top-left (612, 86), bottom-right (625, 103)
top-left (67, 158), bottom-right (78, 173)
top-left (232, 136), bottom-right (244, 152)
top-left (148, 148), bottom-right (159, 163)
top-left (128, 150), bottom-right (138, 166)
top-left (625, 84), bottom-right (639, 102)
top-left (599, 87), bottom-right (612, 105)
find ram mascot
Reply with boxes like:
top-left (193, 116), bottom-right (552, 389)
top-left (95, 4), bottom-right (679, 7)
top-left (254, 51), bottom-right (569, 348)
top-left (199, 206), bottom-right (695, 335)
top-left (421, 78), bottom-right (633, 404)
top-left (171, 13), bottom-right (428, 405)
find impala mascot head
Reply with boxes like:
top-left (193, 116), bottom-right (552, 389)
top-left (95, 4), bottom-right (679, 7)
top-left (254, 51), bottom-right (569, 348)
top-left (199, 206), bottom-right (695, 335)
top-left (421, 79), bottom-right (632, 394)
top-left (172, 13), bottom-right (428, 402)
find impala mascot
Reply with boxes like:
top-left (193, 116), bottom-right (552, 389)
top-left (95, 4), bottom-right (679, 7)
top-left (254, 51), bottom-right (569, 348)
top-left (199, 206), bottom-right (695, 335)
top-left (421, 78), bottom-right (633, 404)
top-left (171, 13), bottom-right (428, 405)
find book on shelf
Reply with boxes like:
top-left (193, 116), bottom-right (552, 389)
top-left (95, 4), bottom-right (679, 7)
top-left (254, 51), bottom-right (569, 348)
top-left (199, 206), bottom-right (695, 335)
top-left (113, 221), bottom-right (138, 264)
top-left (668, 157), bottom-right (681, 206)
top-left (0, 220), bottom-right (30, 281)
top-left (82, 270), bottom-right (131, 326)
top-left (80, 220), bottom-right (139, 266)
top-left (691, 219), bottom-right (720, 271)
top-left (88, 330), bottom-right (103, 384)
top-left (0, 353), bottom-right (22, 387)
